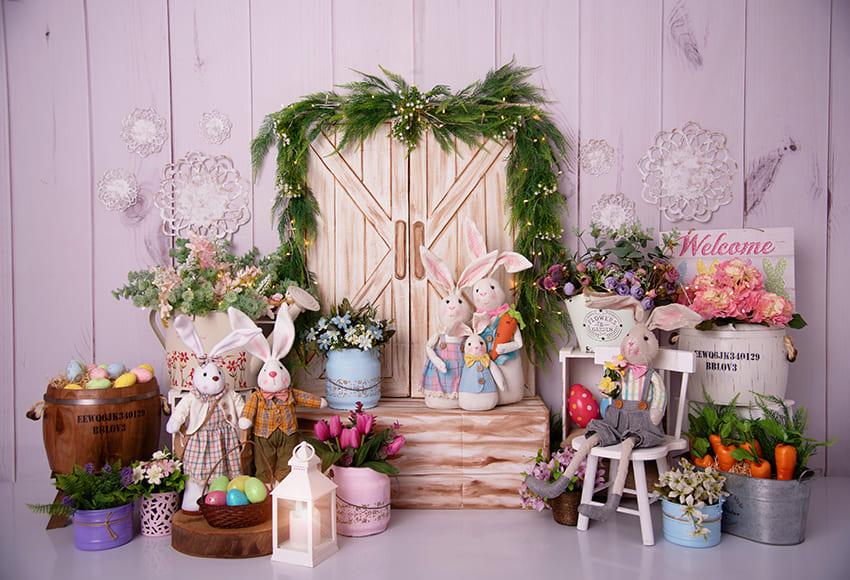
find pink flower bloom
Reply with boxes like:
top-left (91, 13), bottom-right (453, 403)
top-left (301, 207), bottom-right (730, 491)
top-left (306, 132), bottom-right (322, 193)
top-left (314, 419), bottom-right (330, 442)
top-left (342, 428), bottom-right (361, 450)
top-left (384, 435), bottom-right (405, 456)
top-left (328, 414), bottom-right (342, 438)
top-left (356, 412), bottom-right (374, 435)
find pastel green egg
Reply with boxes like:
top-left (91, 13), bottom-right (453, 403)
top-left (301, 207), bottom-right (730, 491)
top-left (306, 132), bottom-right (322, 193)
top-left (244, 477), bottom-right (268, 504)
top-left (85, 378), bottom-right (111, 390)
top-left (209, 475), bottom-right (230, 493)
top-left (113, 373), bottom-right (137, 388)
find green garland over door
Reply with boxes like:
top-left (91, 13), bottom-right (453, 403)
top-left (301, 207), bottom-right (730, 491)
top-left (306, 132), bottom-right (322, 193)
top-left (251, 62), bottom-right (570, 362)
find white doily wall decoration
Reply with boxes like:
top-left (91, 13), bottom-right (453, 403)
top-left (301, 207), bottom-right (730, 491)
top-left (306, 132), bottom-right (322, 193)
top-left (120, 107), bottom-right (169, 158)
top-left (199, 110), bottom-right (233, 145)
top-left (97, 168), bottom-right (140, 212)
top-left (637, 121), bottom-right (738, 222)
top-left (590, 193), bottom-right (637, 231)
top-left (154, 152), bottom-right (250, 239)
top-left (580, 138), bottom-right (615, 176)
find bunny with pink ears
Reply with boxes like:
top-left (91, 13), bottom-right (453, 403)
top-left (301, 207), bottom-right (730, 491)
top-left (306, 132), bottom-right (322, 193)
top-left (524, 296), bottom-right (702, 521)
top-left (165, 307), bottom-right (263, 512)
top-left (229, 306), bottom-right (328, 484)
top-left (462, 216), bottom-right (533, 406)
top-left (418, 246), bottom-right (499, 409)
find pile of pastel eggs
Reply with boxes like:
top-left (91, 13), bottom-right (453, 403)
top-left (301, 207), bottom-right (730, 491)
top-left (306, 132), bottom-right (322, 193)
top-left (204, 475), bottom-right (269, 507)
top-left (63, 359), bottom-right (155, 390)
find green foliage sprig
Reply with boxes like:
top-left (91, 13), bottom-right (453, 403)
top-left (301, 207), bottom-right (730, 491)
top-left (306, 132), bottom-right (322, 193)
top-left (251, 61), bottom-right (571, 362)
top-left (27, 460), bottom-right (137, 516)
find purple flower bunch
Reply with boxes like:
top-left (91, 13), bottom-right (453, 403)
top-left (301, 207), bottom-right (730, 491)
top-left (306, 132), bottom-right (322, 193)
top-left (307, 402), bottom-right (406, 475)
top-left (520, 447), bottom-right (607, 511)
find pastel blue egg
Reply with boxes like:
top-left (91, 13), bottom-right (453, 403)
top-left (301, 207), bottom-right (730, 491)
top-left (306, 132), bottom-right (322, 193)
top-left (106, 363), bottom-right (126, 379)
top-left (226, 489), bottom-right (250, 506)
top-left (66, 360), bottom-right (84, 382)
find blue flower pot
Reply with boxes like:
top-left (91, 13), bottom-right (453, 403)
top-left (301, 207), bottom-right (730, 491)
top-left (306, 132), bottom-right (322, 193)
top-left (661, 498), bottom-right (723, 548)
top-left (325, 348), bottom-right (382, 410)
top-left (72, 502), bottom-right (135, 551)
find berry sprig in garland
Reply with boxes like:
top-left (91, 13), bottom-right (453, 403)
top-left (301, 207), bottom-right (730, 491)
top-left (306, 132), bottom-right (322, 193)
top-left (251, 61), bottom-right (571, 363)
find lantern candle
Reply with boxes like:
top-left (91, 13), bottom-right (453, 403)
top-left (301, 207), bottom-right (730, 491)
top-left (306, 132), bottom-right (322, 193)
top-left (289, 502), bottom-right (321, 549)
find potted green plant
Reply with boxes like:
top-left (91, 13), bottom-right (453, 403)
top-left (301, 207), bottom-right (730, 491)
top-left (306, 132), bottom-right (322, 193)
top-left (113, 233), bottom-right (317, 392)
top-left (536, 222), bottom-right (682, 351)
top-left (304, 403), bottom-right (405, 536)
top-left (303, 299), bottom-right (395, 409)
top-left (654, 458), bottom-right (729, 548)
top-left (520, 446), bottom-right (607, 526)
top-left (129, 447), bottom-right (188, 537)
top-left (27, 460), bottom-right (139, 550)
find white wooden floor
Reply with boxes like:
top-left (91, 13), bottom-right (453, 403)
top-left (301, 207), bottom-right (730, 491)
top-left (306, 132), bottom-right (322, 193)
top-left (3, 476), bottom-right (849, 580)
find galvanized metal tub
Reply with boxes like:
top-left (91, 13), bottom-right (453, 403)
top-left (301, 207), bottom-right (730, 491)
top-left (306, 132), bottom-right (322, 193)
top-left (721, 469), bottom-right (817, 545)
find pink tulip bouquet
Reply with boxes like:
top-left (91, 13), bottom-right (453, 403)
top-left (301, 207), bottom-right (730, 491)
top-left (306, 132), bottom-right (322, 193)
top-left (305, 402), bottom-right (405, 475)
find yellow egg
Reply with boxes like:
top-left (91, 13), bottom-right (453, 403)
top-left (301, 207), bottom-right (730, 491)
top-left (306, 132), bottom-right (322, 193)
top-left (227, 475), bottom-right (250, 493)
top-left (139, 364), bottom-right (154, 373)
top-left (114, 372), bottom-right (137, 388)
top-left (65, 384), bottom-right (82, 390)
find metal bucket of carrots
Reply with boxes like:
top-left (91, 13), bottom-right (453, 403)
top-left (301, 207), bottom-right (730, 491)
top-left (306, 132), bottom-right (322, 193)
top-left (721, 469), bottom-right (818, 545)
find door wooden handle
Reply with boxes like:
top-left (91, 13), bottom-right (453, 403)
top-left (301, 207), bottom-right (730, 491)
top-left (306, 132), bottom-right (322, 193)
top-left (395, 221), bottom-right (407, 279)
top-left (412, 221), bottom-right (425, 280)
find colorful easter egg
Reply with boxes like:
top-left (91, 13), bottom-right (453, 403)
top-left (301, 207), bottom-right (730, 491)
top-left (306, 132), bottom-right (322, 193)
top-left (86, 378), bottom-right (112, 390)
top-left (89, 367), bottom-right (109, 380)
top-left (130, 366), bottom-right (153, 383)
top-left (106, 363), bottom-right (126, 379)
top-left (209, 475), bottom-right (230, 493)
top-left (66, 360), bottom-right (85, 382)
top-left (138, 364), bottom-right (154, 373)
top-left (205, 490), bottom-right (227, 506)
top-left (227, 475), bottom-right (250, 493)
top-left (244, 477), bottom-right (268, 504)
top-left (85, 363), bottom-right (98, 371)
top-left (226, 489), bottom-right (250, 506)
top-left (568, 383), bottom-right (600, 428)
top-left (65, 384), bottom-right (83, 390)
top-left (113, 373), bottom-right (137, 388)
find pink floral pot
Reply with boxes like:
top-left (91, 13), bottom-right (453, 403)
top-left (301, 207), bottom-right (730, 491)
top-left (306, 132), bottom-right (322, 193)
top-left (140, 491), bottom-right (180, 537)
top-left (330, 466), bottom-right (391, 537)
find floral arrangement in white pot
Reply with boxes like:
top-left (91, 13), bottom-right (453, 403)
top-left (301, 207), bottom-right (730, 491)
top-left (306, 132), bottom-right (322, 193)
top-left (654, 458), bottom-right (729, 540)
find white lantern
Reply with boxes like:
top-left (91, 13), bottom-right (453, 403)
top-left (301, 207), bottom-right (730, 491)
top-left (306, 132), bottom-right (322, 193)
top-left (271, 441), bottom-right (339, 567)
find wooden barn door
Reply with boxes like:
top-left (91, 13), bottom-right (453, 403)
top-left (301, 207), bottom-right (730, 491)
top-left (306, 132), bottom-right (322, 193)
top-left (298, 126), bottom-right (523, 398)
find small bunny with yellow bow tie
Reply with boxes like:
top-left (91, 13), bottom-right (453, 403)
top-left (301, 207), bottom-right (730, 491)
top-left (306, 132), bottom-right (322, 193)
top-left (457, 325), bottom-right (505, 411)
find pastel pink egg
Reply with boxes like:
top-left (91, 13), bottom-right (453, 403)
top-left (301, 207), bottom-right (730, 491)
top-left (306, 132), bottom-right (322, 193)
top-left (131, 366), bottom-right (154, 383)
top-left (85, 363), bottom-right (98, 371)
top-left (89, 367), bottom-right (108, 379)
top-left (204, 490), bottom-right (227, 506)
top-left (568, 383), bottom-right (600, 428)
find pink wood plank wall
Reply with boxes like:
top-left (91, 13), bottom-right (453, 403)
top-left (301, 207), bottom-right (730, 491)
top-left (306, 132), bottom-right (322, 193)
top-left (1, 0), bottom-right (846, 482)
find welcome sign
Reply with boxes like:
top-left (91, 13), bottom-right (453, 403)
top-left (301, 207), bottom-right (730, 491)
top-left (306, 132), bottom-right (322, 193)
top-left (664, 227), bottom-right (796, 303)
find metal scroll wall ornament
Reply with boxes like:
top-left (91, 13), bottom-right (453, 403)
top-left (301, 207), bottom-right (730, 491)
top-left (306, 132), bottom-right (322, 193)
top-left (590, 192), bottom-right (637, 232)
top-left (154, 151), bottom-right (250, 240)
top-left (199, 110), bottom-right (233, 145)
top-left (580, 138), bottom-right (615, 176)
top-left (120, 107), bottom-right (169, 158)
top-left (637, 121), bottom-right (738, 223)
top-left (96, 168), bottom-right (140, 212)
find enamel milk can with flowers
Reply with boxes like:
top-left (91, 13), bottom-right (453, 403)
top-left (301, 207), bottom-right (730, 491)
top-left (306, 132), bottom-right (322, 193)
top-left (303, 299), bottom-right (395, 410)
top-left (305, 403), bottom-right (405, 536)
top-left (538, 222), bottom-right (683, 353)
top-left (673, 230), bottom-right (806, 407)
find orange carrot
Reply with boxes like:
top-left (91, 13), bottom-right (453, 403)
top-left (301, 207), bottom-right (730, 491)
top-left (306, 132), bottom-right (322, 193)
top-left (741, 440), bottom-right (761, 458)
top-left (747, 457), bottom-right (771, 479)
top-left (715, 442), bottom-right (737, 472)
top-left (489, 307), bottom-right (523, 360)
top-left (708, 434), bottom-right (723, 456)
top-left (692, 454), bottom-right (714, 468)
top-left (775, 444), bottom-right (797, 480)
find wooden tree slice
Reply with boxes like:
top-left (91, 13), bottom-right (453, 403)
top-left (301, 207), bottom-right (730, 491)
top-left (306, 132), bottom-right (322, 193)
top-left (171, 511), bottom-right (272, 558)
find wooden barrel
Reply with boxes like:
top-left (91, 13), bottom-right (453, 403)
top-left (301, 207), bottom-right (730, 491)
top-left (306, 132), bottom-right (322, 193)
top-left (37, 378), bottom-right (162, 474)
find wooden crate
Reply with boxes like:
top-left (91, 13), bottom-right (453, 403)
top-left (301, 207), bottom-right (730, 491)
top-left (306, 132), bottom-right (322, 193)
top-left (297, 397), bottom-right (550, 509)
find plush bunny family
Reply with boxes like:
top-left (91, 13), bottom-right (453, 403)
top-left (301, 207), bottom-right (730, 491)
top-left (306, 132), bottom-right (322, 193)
top-left (419, 217), bottom-right (532, 411)
top-left (524, 294), bottom-right (702, 521)
top-left (166, 289), bottom-right (324, 512)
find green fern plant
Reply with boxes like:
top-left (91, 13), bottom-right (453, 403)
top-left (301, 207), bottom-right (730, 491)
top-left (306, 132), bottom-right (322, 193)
top-left (27, 460), bottom-right (138, 516)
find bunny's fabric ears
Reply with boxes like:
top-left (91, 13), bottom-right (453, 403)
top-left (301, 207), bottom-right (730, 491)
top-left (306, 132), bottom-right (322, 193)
top-left (463, 215), bottom-right (532, 275)
top-left (228, 306), bottom-right (296, 363)
top-left (585, 294), bottom-right (703, 331)
top-left (173, 307), bottom-right (262, 364)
